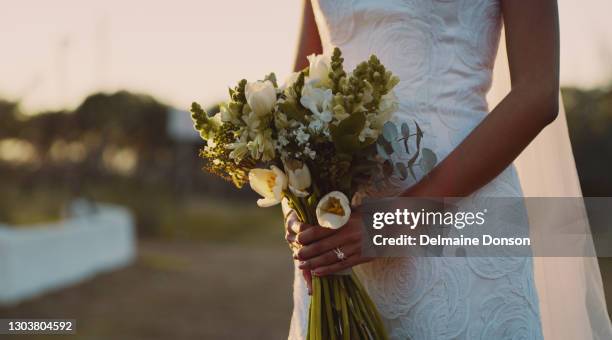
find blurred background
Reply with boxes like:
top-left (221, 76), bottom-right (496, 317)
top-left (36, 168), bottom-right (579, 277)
top-left (0, 0), bottom-right (611, 339)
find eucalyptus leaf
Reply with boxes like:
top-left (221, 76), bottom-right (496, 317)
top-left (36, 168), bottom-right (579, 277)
top-left (395, 162), bottom-right (408, 180)
top-left (401, 122), bottom-right (410, 138)
top-left (382, 121), bottom-right (398, 142)
top-left (420, 148), bottom-right (438, 173)
top-left (391, 139), bottom-right (403, 155)
top-left (403, 138), bottom-right (410, 154)
top-left (376, 142), bottom-right (388, 158)
top-left (377, 137), bottom-right (394, 156)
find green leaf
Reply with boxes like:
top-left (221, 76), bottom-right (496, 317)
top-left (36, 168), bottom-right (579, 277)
top-left (382, 121), bottom-right (398, 142)
top-left (331, 112), bottom-right (366, 152)
top-left (401, 122), bottom-right (410, 138)
top-left (264, 73), bottom-right (278, 87)
top-left (395, 162), bottom-right (408, 180)
top-left (334, 135), bottom-right (362, 152)
top-left (338, 112), bottom-right (366, 135)
top-left (420, 148), bottom-right (437, 173)
top-left (376, 142), bottom-right (388, 158)
top-left (190, 102), bottom-right (213, 139)
top-left (277, 101), bottom-right (307, 123)
top-left (415, 121), bottom-right (424, 146)
top-left (376, 136), bottom-right (393, 155)
top-left (391, 139), bottom-right (403, 155)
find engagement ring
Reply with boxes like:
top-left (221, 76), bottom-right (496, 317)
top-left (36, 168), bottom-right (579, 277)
top-left (333, 247), bottom-right (346, 261)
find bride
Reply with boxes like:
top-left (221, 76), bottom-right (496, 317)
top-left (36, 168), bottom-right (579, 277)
top-left (283, 1), bottom-right (612, 339)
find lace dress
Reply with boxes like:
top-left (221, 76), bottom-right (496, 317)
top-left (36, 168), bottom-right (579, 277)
top-left (288, 1), bottom-right (544, 339)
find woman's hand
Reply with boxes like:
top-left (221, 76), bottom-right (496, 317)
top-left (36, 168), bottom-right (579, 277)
top-left (285, 209), bottom-right (371, 293)
top-left (285, 210), bottom-right (314, 294)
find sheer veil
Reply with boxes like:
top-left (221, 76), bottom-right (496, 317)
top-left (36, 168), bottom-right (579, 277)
top-left (488, 30), bottom-right (612, 340)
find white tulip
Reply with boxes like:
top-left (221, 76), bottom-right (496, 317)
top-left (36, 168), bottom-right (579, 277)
top-left (284, 159), bottom-right (312, 197)
top-left (316, 191), bottom-right (351, 229)
top-left (249, 165), bottom-right (288, 207)
top-left (245, 80), bottom-right (277, 116)
top-left (307, 54), bottom-right (331, 86)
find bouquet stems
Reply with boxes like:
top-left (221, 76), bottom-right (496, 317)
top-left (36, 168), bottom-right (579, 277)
top-left (287, 193), bottom-right (388, 340)
top-left (306, 274), bottom-right (388, 340)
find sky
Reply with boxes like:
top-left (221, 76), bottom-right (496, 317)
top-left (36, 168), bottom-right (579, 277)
top-left (1, 0), bottom-right (611, 113)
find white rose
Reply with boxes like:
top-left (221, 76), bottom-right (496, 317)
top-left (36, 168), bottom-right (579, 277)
top-left (284, 159), bottom-right (312, 197)
top-left (316, 191), bottom-right (351, 229)
top-left (307, 54), bottom-right (331, 86)
top-left (249, 165), bottom-right (288, 207)
top-left (245, 80), bottom-right (277, 116)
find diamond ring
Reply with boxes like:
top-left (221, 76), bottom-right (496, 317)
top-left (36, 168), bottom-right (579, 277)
top-left (333, 247), bottom-right (346, 261)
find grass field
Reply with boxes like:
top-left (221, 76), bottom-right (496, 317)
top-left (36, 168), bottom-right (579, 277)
top-left (0, 179), bottom-right (610, 338)
top-left (0, 240), bottom-right (294, 340)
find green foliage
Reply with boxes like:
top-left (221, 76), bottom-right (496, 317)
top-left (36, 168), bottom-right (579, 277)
top-left (330, 112), bottom-right (366, 152)
top-left (562, 86), bottom-right (612, 196)
top-left (376, 121), bottom-right (431, 182)
top-left (330, 47), bottom-right (347, 94)
top-left (190, 102), bottom-right (217, 139)
top-left (264, 73), bottom-right (278, 88)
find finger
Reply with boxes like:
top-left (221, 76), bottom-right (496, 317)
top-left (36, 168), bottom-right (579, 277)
top-left (312, 256), bottom-right (370, 276)
top-left (296, 224), bottom-right (361, 261)
top-left (285, 213), bottom-right (299, 234)
top-left (296, 231), bottom-right (347, 261)
top-left (298, 243), bottom-right (360, 271)
top-left (285, 230), bottom-right (296, 244)
top-left (295, 225), bottom-right (336, 245)
top-left (302, 268), bottom-right (312, 295)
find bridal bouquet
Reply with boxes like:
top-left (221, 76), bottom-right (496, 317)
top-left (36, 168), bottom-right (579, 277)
top-left (192, 48), bottom-right (434, 339)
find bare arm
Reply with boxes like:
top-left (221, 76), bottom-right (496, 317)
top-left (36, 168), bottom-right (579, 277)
top-left (403, 0), bottom-right (560, 197)
top-left (290, 0), bottom-right (561, 277)
top-left (293, 0), bottom-right (323, 71)
top-left (289, 1), bottom-right (561, 277)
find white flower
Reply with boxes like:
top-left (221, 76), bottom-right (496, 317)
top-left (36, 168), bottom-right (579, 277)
top-left (295, 126), bottom-right (310, 145)
top-left (304, 146), bottom-right (316, 159)
top-left (245, 80), bottom-right (277, 116)
top-left (281, 72), bottom-right (301, 90)
top-left (284, 159), bottom-right (311, 197)
top-left (316, 191), bottom-right (351, 229)
top-left (228, 136), bottom-right (248, 161)
top-left (274, 111), bottom-right (290, 130)
top-left (247, 129), bottom-right (275, 161)
top-left (301, 83), bottom-right (333, 119)
top-left (276, 134), bottom-right (290, 148)
top-left (308, 119), bottom-right (324, 134)
top-left (372, 91), bottom-right (399, 130)
top-left (219, 103), bottom-right (239, 124)
top-left (301, 83), bottom-right (333, 135)
top-left (358, 120), bottom-right (377, 142)
top-left (307, 54), bottom-right (331, 86)
top-left (249, 165), bottom-right (288, 207)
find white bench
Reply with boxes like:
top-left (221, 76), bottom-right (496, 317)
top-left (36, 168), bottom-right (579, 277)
top-left (0, 203), bottom-right (136, 305)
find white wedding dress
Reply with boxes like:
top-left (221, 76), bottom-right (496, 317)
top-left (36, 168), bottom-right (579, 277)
top-left (288, 1), bottom-right (612, 339)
